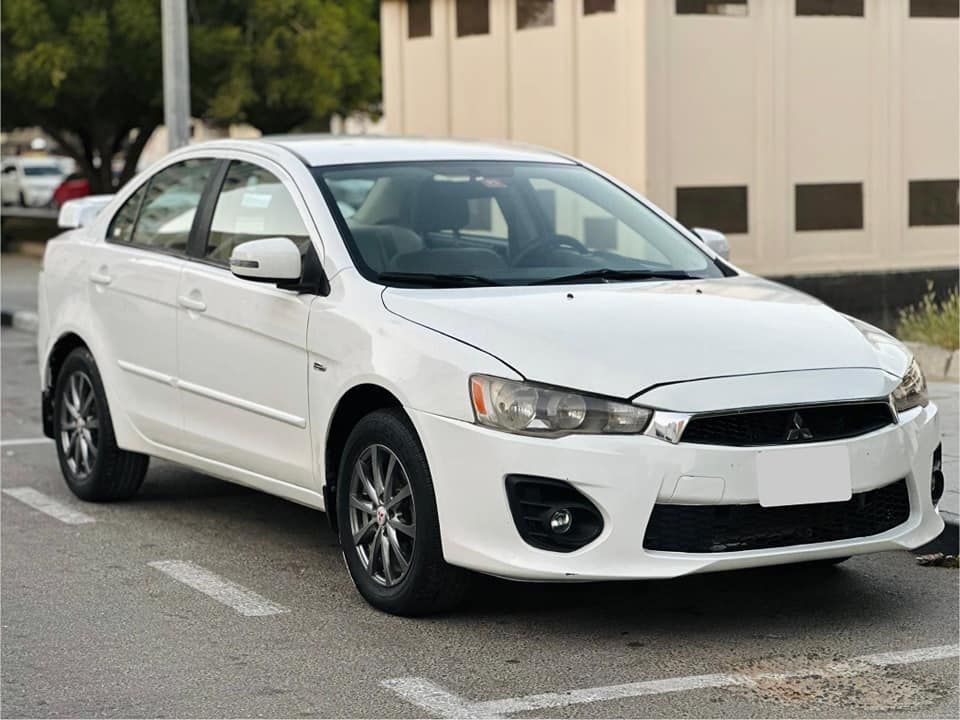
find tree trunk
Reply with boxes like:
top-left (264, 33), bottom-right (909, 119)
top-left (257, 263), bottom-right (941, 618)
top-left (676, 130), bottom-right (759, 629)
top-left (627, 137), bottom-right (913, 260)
top-left (116, 123), bottom-right (159, 188)
top-left (42, 123), bottom-right (158, 194)
top-left (40, 126), bottom-right (97, 188)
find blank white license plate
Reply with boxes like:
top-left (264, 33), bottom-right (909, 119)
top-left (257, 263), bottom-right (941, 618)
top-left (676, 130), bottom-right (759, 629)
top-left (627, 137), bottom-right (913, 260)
top-left (756, 445), bottom-right (852, 508)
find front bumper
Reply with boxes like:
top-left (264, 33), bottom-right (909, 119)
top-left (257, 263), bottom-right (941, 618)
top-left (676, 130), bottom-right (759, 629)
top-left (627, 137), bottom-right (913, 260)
top-left (409, 402), bottom-right (943, 580)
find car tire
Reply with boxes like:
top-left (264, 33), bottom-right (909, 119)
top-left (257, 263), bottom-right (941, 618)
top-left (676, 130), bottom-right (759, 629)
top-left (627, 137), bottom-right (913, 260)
top-left (52, 347), bottom-right (149, 501)
top-left (336, 408), bottom-right (470, 616)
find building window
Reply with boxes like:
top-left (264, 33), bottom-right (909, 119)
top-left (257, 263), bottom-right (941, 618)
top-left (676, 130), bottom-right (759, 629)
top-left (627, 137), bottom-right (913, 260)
top-left (910, 0), bottom-right (959, 17)
top-left (795, 183), bottom-right (863, 231)
top-left (408, 0), bottom-right (431, 38)
top-left (676, 0), bottom-right (748, 16)
top-left (457, 0), bottom-right (490, 36)
top-left (796, 0), bottom-right (864, 16)
top-left (909, 180), bottom-right (959, 226)
top-left (584, 0), bottom-right (615, 14)
top-left (675, 186), bottom-right (748, 234)
top-left (517, 0), bottom-right (554, 29)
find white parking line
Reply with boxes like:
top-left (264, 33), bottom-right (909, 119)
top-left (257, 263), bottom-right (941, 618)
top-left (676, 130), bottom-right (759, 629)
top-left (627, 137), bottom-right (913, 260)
top-left (148, 560), bottom-right (289, 617)
top-left (1, 437), bottom-right (53, 447)
top-left (382, 644), bottom-right (960, 718)
top-left (2, 487), bottom-right (95, 525)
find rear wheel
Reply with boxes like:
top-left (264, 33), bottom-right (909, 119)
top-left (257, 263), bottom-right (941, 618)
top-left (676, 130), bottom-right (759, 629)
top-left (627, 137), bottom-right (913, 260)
top-left (336, 408), bottom-right (469, 615)
top-left (53, 348), bottom-right (148, 501)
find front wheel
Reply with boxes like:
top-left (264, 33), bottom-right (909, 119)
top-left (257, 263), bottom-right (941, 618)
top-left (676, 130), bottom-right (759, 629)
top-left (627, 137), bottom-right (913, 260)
top-left (336, 408), bottom-right (469, 615)
top-left (53, 348), bottom-right (149, 501)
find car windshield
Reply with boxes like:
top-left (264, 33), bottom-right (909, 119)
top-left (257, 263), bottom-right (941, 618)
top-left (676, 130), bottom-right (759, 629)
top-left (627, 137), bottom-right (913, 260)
top-left (313, 161), bottom-right (727, 287)
top-left (22, 165), bottom-right (63, 177)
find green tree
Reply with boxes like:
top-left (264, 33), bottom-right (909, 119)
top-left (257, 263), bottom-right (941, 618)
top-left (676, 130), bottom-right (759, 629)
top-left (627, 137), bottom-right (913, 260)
top-left (1, 0), bottom-right (381, 193)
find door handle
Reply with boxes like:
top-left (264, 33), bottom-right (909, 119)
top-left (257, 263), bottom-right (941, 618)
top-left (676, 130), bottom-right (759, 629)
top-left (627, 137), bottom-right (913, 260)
top-left (89, 270), bottom-right (112, 285)
top-left (178, 295), bottom-right (207, 312)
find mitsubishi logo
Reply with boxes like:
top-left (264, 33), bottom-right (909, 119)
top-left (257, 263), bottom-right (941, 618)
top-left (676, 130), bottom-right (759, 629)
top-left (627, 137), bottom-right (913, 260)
top-left (785, 412), bottom-right (814, 442)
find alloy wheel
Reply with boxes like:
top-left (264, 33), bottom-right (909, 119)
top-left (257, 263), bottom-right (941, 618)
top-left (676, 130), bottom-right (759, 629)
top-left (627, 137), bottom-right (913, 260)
top-left (59, 370), bottom-right (99, 479)
top-left (348, 444), bottom-right (416, 587)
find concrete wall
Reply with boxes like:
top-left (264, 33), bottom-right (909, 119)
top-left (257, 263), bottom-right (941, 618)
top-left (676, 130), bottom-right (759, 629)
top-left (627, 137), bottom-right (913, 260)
top-left (380, 0), bottom-right (959, 277)
top-left (382, 0), bottom-right (646, 187)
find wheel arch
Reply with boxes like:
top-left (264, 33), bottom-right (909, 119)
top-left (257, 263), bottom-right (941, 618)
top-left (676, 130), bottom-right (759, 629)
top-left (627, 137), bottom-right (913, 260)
top-left (41, 331), bottom-right (92, 438)
top-left (323, 383), bottom-right (404, 531)
top-left (44, 331), bottom-right (91, 388)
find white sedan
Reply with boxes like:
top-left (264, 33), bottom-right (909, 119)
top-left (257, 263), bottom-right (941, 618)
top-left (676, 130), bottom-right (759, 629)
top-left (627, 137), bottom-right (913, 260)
top-left (1, 157), bottom-right (67, 207)
top-left (38, 137), bottom-right (944, 615)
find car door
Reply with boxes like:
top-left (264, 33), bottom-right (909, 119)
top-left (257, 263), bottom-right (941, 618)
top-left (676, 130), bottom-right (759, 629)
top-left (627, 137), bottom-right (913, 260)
top-left (175, 158), bottom-right (316, 487)
top-left (89, 158), bottom-right (216, 447)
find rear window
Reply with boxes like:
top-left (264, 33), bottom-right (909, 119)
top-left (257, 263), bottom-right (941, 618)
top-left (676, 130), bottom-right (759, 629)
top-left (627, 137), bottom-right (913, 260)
top-left (22, 165), bottom-right (63, 177)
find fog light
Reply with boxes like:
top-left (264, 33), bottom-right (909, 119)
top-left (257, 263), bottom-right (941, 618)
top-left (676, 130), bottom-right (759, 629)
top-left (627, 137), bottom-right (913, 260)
top-left (550, 508), bottom-right (573, 534)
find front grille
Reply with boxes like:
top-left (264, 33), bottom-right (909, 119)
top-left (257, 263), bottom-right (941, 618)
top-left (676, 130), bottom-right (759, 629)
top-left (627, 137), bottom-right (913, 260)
top-left (681, 401), bottom-right (894, 447)
top-left (643, 479), bottom-right (909, 553)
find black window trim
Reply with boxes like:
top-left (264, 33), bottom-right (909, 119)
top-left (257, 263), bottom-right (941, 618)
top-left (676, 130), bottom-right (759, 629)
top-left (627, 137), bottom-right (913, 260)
top-left (187, 159), bottom-right (231, 264)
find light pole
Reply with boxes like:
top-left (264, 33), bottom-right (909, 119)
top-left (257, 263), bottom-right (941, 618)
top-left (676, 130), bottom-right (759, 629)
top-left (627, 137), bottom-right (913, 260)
top-left (161, 0), bottom-right (191, 151)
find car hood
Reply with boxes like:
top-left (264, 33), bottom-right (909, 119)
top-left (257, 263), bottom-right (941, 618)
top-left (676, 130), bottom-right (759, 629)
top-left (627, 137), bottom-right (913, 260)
top-left (381, 276), bottom-right (910, 399)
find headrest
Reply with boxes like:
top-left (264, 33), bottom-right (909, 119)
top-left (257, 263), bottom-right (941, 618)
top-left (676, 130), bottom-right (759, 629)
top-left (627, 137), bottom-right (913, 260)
top-left (411, 181), bottom-right (470, 231)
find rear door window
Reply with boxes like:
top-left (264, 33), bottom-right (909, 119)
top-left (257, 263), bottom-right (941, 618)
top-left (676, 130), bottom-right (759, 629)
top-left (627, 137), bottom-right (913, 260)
top-left (127, 159), bottom-right (216, 254)
top-left (107, 184), bottom-right (148, 245)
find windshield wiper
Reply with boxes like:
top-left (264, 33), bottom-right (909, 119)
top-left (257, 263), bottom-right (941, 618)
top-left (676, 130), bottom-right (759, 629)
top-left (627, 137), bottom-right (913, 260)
top-left (529, 268), bottom-right (701, 286)
top-left (377, 272), bottom-right (504, 287)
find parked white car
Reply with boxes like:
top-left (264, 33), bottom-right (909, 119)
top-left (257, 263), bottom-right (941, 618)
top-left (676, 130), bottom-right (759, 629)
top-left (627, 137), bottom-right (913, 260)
top-left (38, 137), bottom-right (944, 615)
top-left (1, 157), bottom-right (67, 207)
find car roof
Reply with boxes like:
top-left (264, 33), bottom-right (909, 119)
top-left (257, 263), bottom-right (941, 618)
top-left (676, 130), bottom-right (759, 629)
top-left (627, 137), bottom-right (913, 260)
top-left (201, 135), bottom-right (576, 167)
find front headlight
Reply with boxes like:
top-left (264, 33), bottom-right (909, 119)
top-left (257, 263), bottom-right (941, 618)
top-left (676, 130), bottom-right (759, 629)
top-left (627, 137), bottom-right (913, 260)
top-left (470, 375), bottom-right (652, 437)
top-left (891, 357), bottom-right (928, 413)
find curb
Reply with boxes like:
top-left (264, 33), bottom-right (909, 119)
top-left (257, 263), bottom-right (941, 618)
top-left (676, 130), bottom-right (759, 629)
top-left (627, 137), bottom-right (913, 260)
top-left (0, 309), bottom-right (38, 333)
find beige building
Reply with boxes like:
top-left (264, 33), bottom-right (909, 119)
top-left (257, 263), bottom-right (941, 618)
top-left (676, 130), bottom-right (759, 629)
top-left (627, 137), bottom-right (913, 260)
top-left (380, 0), bottom-right (959, 282)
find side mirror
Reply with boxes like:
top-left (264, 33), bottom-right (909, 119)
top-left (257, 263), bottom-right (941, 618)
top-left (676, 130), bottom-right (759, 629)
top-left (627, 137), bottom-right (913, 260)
top-left (229, 237), bottom-right (302, 283)
top-left (692, 227), bottom-right (730, 261)
top-left (58, 195), bottom-right (114, 229)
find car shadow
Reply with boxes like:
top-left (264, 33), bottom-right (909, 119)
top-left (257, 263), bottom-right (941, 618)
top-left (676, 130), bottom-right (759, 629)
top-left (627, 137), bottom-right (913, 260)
top-left (128, 461), bottom-right (925, 634)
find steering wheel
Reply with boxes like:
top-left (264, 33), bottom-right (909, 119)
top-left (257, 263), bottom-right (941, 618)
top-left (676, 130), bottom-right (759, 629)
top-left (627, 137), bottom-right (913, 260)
top-left (512, 234), bottom-right (590, 267)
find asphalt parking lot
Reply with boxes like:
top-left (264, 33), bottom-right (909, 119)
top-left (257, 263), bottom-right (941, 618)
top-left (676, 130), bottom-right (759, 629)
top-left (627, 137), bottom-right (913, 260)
top-left (2, 292), bottom-right (958, 718)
